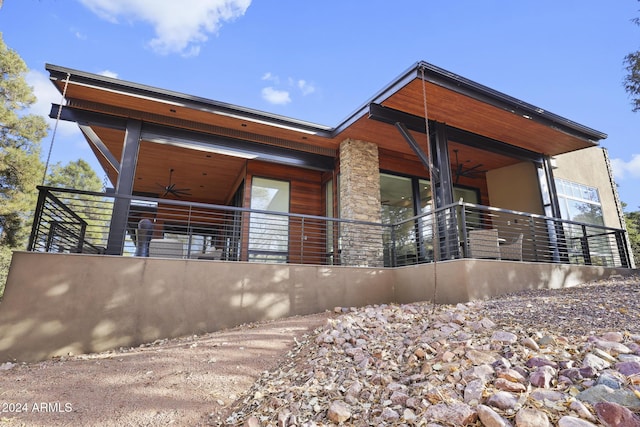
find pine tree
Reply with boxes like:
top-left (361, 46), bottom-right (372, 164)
top-left (0, 32), bottom-right (49, 290)
top-left (624, 2), bottom-right (640, 112)
top-left (625, 210), bottom-right (640, 266)
top-left (45, 159), bottom-right (103, 192)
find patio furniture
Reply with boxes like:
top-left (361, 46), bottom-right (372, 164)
top-left (135, 218), bottom-right (153, 257)
top-left (468, 228), bottom-right (501, 259)
top-left (149, 238), bottom-right (184, 258)
top-left (500, 233), bottom-right (524, 261)
top-left (192, 246), bottom-right (222, 260)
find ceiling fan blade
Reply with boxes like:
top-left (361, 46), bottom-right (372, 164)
top-left (157, 169), bottom-right (191, 198)
top-left (464, 164), bottom-right (484, 173)
top-left (165, 185), bottom-right (191, 196)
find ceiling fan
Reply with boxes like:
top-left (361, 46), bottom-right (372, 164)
top-left (453, 149), bottom-right (486, 184)
top-left (157, 168), bottom-right (191, 198)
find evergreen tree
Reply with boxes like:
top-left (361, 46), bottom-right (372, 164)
top-left (625, 209), bottom-right (640, 266)
top-left (45, 159), bottom-right (103, 192)
top-left (0, 32), bottom-right (49, 293)
top-left (624, 1), bottom-right (640, 112)
top-left (622, 2), bottom-right (640, 265)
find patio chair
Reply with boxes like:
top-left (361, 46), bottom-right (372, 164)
top-left (190, 245), bottom-right (222, 260)
top-left (500, 233), bottom-right (524, 261)
top-left (468, 228), bottom-right (501, 259)
top-left (149, 238), bottom-right (185, 258)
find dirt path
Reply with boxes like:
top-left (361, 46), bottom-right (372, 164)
top-left (0, 312), bottom-right (331, 426)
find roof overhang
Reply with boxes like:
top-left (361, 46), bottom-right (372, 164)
top-left (47, 64), bottom-right (334, 138)
top-left (333, 61), bottom-right (606, 158)
top-left (45, 61), bottom-right (607, 202)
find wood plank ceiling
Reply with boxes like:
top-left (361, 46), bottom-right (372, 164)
top-left (50, 64), bottom-right (603, 205)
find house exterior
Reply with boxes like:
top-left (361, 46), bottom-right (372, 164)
top-left (0, 61), bottom-right (636, 362)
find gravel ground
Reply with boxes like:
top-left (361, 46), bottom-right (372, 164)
top-left (480, 276), bottom-right (640, 337)
top-left (226, 275), bottom-right (640, 426)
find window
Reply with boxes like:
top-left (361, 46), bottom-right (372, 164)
top-left (249, 177), bottom-right (290, 263)
top-left (381, 174), bottom-right (416, 264)
top-left (555, 178), bottom-right (612, 265)
top-left (454, 187), bottom-right (479, 205)
top-left (325, 178), bottom-right (339, 264)
top-left (555, 178), bottom-right (603, 225)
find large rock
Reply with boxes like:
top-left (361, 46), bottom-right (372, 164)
top-left (594, 401), bottom-right (640, 427)
top-left (577, 384), bottom-right (640, 410)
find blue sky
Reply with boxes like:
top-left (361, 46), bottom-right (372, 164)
top-left (2, 1), bottom-right (640, 210)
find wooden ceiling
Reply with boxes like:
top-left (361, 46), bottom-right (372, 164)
top-left (49, 63), bottom-right (604, 205)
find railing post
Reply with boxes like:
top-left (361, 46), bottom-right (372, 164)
top-left (558, 221), bottom-right (571, 263)
top-left (580, 224), bottom-right (592, 266)
top-left (390, 224), bottom-right (397, 267)
top-left (45, 221), bottom-right (59, 252)
top-left (529, 217), bottom-right (539, 262)
top-left (186, 205), bottom-right (193, 258)
top-left (300, 217), bottom-right (305, 262)
top-left (459, 203), bottom-right (469, 259)
top-left (615, 230), bottom-right (631, 268)
top-left (27, 187), bottom-right (48, 251)
top-left (77, 222), bottom-right (87, 253)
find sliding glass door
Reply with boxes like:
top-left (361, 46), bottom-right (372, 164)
top-left (381, 172), bottom-right (478, 265)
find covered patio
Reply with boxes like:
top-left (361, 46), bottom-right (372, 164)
top-left (38, 61), bottom-right (631, 267)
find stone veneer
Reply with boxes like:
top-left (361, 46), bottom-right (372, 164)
top-left (339, 139), bottom-right (384, 267)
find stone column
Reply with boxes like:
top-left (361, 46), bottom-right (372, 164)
top-left (339, 139), bottom-right (384, 267)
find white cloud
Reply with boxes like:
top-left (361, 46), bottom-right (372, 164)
top-left (26, 70), bottom-right (106, 173)
top-left (261, 72), bottom-right (278, 84)
top-left (77, 0), bottom-right (251, 56)
top-left (297, 79), bottom-right (315, 96)
top-left (26, 70), bottom-right (79, 139)
top-left (99, 70), bottom-right (119, 79)
top-left (611, 154), bottom-right (640, 181)
top-left (260, 73), bottom-right (316, 105)
top-left (261, 87), bottom-right (291, 105)
top-left (74, 30), bottom-right (87, 40)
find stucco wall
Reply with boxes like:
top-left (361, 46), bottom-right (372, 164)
top-left (553, 146), bottom-right (623, 229)
top-left (0, 252), bottom-right (635, 362)
top-left (392, 259), bottom-right (635, 304)
top-left (486, 161), bottom-right (543, 214)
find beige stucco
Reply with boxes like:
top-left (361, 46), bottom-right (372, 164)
top-left (553, 146), bottom-right (623, 229)
top-left (486, 161), bottom-right (544, 214)
top-left (0, 252), bottom-right (635, 363)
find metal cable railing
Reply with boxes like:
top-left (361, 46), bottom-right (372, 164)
top-left (389, 202), bottom-right (630, 268)
top-left (28, 187), bottom-right (631, 268)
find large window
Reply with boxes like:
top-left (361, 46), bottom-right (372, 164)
top-left (555, 178), bottom-right (603, 225)
top-left (555, 178), bottom-right (612, 265)
top-left (249, 177), bottom-right (290, 263)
